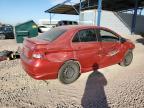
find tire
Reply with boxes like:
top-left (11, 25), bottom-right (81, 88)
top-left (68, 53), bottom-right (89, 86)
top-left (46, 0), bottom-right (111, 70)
top-left (0, 34), bottom-right (5, 40)
top-left (58, 61), bottom-right (80, 84)
top-left (119, 50), bottom-right (133, 67)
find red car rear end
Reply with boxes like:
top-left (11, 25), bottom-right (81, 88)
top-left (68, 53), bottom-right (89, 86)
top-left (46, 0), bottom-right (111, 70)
top-left (21, 27), bottom-right (68, 80)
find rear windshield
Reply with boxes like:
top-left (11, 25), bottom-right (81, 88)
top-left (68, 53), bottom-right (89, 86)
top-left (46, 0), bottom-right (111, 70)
top-left (37, 28), bottom-right (67, 41)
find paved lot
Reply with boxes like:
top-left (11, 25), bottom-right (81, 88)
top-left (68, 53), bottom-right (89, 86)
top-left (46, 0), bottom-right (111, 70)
top-left (0, 35), bottom-right (144, 108)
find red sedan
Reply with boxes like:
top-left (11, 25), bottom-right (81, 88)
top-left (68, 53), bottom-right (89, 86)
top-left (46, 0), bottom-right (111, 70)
top-left (21, 25), bottom-right (135, 84)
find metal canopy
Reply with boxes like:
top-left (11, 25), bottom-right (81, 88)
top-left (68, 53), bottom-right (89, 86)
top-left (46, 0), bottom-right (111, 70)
top-left (45, 4), bottom-right (79, 15)
top-left (45, 0), bottom-right (144, 15)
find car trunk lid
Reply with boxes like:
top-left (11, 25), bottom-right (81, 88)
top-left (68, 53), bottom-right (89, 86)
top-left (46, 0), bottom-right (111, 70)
top-left (23, 38), bottom-right (50, 58)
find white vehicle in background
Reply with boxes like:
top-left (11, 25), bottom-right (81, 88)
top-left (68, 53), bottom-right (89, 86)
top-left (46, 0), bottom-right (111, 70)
top-left (38, 20), bottom-right (78, 33)
top-left (38, 19), bottom-right (58, 33)
top-left (38, 25), bottom-right (52, 32)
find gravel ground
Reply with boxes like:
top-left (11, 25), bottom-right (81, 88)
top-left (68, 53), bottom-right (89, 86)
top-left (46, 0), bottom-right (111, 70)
top-left (0, 35), bottom-right (144, 108)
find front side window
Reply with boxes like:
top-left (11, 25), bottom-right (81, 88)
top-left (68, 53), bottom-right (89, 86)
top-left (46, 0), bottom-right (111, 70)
top-left (72, 29), bottom-right (97, 42)
top-left (100, 29), bottom-right (119, 42)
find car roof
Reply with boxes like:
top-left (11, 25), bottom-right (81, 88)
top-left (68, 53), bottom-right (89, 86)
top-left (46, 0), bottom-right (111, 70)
top-left (55, 25), bottom-right (94, 30)
top-left (55, 25), bottom-right (106, 31)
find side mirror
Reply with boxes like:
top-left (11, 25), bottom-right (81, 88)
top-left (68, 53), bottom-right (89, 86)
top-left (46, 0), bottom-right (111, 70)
top-left (120, 37), bottom-right (126, 43)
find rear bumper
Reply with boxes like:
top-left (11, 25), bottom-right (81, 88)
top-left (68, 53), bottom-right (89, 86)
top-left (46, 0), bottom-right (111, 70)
top-left (21, 54), bottom-right (62, 80)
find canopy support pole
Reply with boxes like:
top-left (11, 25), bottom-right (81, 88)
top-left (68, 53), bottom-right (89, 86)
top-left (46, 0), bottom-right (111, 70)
top-left (131, 0), bottom-right (138, 34)
top-left (97, 0), bottom-right (102, 26)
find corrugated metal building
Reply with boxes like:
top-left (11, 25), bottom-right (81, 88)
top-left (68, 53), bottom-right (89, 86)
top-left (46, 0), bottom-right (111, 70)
top-left (45, 0), bottom-right (144, 35)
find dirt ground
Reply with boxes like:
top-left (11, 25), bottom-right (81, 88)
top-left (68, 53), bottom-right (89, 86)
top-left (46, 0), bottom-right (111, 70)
top-left (0, 35), bottom-right (144, 108)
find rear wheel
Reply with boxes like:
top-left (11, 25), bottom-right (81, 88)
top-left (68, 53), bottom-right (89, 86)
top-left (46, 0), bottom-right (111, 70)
top-left (58, 61), bottom-right (80, 84)
top-left (119, 50), bottom-right (133, 67)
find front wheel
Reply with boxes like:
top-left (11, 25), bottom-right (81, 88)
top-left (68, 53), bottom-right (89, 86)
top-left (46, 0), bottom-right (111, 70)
top-left (58, 61), bottom-right (80, 84)
top-left (119, 50), bottom-right (133, 67)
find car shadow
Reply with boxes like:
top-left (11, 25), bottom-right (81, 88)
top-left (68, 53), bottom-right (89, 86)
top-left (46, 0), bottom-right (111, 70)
top-left (81, 70), bottom-right (109, 108)
top-left (136, 38), bottom-right (144, 45)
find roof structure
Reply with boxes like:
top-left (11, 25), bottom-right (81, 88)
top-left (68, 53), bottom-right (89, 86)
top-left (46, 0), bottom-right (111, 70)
top-left (45, 0), bottom-right (144, 15)
top-left (45, 4), bottom-right (79, 15)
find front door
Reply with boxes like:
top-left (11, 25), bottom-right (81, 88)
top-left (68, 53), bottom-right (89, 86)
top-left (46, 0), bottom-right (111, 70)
top-left (97, 28), bottom-right (121, 68)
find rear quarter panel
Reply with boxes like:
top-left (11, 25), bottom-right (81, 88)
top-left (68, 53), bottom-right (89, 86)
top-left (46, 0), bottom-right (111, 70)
top-left (45, 30), bottom-right (76, 63)
top-left (45, 50), bottom-right (74, 63)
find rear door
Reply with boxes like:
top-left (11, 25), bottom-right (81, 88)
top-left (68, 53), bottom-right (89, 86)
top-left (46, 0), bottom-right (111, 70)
top-left (71, 28), bottom-right (101, 70)
top-left (97, 28), bottom-right (121, 68)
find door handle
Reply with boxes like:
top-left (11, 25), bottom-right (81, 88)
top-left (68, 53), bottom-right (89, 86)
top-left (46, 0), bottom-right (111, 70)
top-left (75, 47), bottom-right (82, 51)
top-left (78, 46), bottom-right (81, 49)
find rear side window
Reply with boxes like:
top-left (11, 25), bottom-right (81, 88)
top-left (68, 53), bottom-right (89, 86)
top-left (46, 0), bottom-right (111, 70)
top-left (37, 28), bottom-right (67, 41)
top-left (72, 29), bottom-right (97, 42)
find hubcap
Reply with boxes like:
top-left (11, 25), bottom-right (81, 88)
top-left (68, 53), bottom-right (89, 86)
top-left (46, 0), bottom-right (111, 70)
top-left (64, 66), bottom-right (75, 79)
top-left (125, 53), bottom-right (132, 65)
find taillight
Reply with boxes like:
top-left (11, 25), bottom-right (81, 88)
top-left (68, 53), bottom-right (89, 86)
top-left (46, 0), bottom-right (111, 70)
top-left (32, 54), bottom-right (43, 59)
top-left (32, 49), bottom-right (46, 59)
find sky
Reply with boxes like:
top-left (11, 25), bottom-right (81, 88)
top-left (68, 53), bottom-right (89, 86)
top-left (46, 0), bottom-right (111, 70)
top-left (0, 0), bottom-right (79, 25)
top-left (0, 0), bottom-right (143, 25)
